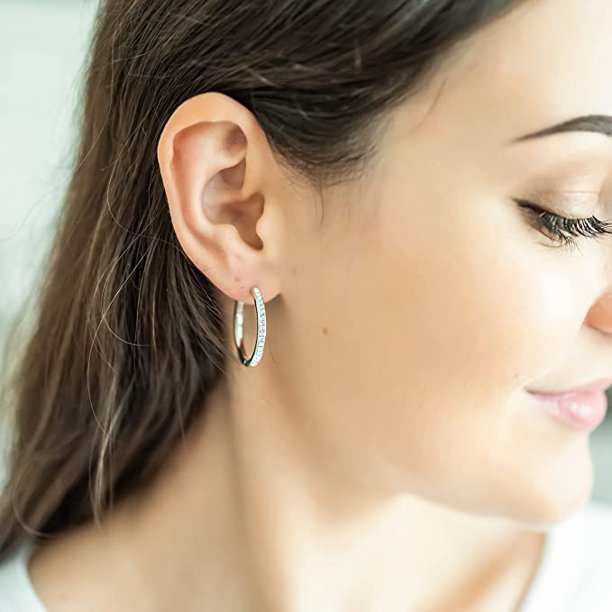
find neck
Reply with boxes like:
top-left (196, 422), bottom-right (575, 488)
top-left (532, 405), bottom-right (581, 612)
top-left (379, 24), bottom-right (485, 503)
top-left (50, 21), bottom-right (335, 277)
top-left (108, 374), bottom-right (546, 611)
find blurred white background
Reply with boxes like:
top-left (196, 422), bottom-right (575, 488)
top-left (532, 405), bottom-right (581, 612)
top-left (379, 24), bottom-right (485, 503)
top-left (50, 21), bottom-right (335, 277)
top-left (0, 0), bottom-right (96, 332)
top-left (1, 0), bottom-right (611, 502)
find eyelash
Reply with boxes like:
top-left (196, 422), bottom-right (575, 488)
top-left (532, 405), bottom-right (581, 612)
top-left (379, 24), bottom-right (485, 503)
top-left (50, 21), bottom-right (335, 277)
top-left (513, 198), bottom-right (612, 251)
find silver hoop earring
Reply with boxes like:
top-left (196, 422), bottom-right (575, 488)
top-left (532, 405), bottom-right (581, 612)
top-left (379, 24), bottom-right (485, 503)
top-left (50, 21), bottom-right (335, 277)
top-left (233, 286), bottom-right (266, 367)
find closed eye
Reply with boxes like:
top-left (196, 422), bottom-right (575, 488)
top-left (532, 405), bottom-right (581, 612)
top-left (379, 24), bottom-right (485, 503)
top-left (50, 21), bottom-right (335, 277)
top-left (513, 198), bottom-right (612, 251)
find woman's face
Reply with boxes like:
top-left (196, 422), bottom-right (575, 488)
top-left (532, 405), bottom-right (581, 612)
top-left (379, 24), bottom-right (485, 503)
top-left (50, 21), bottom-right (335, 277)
top-left (268, 0), bottom-right (612, 524)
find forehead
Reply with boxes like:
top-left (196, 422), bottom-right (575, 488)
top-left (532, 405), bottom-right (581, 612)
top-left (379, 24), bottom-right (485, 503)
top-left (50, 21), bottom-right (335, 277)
top-left (402, 0), bottom-right (612, 149)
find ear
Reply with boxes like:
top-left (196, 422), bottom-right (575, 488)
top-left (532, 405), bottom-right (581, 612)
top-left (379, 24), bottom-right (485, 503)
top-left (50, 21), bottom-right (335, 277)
top-left (156, 91), bottom-right (284, 306)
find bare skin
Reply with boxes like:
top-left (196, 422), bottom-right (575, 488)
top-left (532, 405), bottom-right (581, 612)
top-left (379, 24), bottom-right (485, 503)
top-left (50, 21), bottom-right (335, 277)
top-left (28, 384), bottom-right (547, 611)
top-left (27, 0), bottom-right (612, 609)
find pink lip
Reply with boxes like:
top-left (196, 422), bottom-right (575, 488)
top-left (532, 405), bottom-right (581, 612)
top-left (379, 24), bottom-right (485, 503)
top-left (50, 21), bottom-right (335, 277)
top-left (526, 379), bottom-right (612, 432)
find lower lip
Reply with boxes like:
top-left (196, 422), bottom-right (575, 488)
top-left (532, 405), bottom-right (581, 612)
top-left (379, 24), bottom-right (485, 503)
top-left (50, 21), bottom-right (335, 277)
top-left (527, 389), bottom-right (608, 432)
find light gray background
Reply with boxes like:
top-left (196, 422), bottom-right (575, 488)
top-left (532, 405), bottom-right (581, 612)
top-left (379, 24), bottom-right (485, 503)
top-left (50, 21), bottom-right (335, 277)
top-left (1, 0), bottom-right (611, 502)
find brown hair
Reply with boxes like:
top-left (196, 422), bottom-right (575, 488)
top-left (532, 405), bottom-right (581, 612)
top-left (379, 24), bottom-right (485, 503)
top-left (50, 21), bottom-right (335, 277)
top-left (0, 0), bottom-right (525, 558)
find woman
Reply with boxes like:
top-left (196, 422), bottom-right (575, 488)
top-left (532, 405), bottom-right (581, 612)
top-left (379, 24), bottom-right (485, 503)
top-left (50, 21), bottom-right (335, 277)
top-left (1, 0), bottom-right (612, 609)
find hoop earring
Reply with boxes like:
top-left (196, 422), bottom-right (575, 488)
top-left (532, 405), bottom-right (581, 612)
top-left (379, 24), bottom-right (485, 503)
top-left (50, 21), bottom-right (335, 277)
top-left (233, 286), bottom-right (266, 367)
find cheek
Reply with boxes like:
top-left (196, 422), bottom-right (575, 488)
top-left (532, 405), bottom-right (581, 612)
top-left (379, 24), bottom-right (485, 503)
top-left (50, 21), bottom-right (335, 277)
top-left (322, 187), bottom-right (590, 468)
top-left (287, 164), bottom-right (594, 513)
top-left (333, 190), bottom-right (592, 512)
top-left (362, 188), bottom-right (586, 397)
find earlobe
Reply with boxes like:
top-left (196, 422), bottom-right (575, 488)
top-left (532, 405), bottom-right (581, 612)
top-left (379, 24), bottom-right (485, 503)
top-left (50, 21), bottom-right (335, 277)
top-left (156, 92), bottom-right (282, 305)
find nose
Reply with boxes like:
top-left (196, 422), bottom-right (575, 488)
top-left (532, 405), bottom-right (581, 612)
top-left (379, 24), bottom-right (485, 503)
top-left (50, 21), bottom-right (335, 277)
top-left (587, 290), bottom-right (612, 334)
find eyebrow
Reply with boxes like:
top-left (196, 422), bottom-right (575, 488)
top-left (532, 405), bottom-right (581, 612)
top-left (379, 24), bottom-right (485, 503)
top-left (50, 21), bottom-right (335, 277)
top-left (511, 114), bottom-right (612, 143)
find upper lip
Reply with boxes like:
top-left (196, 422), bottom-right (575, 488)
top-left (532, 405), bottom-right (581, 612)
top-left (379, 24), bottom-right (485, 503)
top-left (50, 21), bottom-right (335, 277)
top-left (527, 377), bottom-right (612, 395)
